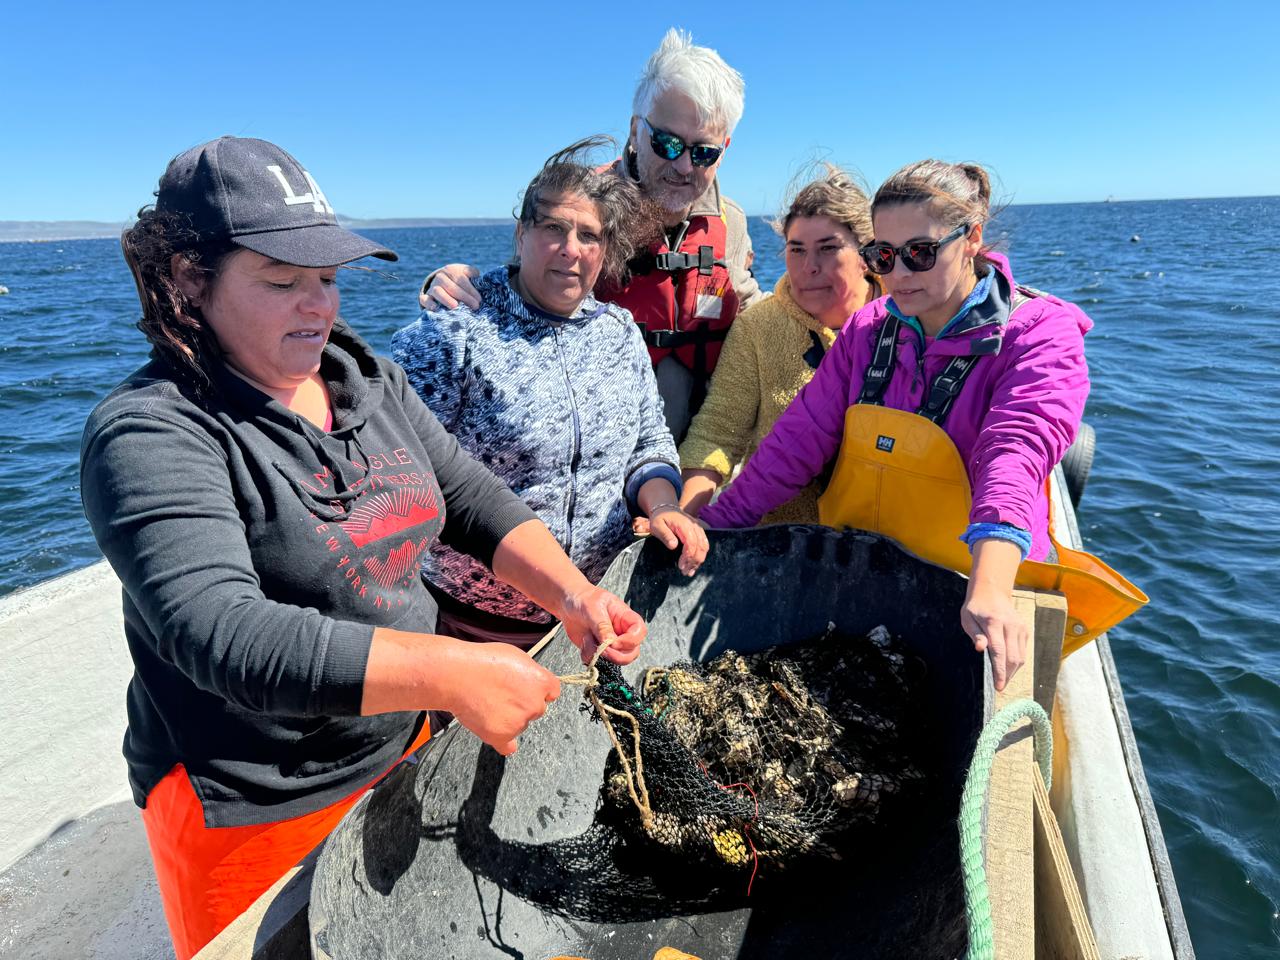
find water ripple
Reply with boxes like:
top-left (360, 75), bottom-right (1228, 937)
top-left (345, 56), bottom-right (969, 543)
top-left (2, 204), bottom-right (1279, 958)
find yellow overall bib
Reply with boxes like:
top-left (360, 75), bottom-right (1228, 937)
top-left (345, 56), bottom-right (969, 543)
top-left (817, 301), bottom-right (1145, 656)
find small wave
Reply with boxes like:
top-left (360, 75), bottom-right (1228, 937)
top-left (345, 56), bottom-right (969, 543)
top-left (4, 204), bottom-right (1280, 959)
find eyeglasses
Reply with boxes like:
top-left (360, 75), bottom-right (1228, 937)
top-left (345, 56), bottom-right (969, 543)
top-left (859, 223), bottom-right (970, 275)
top-left (641, 117), bottom-right (725, 168)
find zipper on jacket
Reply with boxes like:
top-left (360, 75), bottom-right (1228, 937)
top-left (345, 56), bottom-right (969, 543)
top-left (895, 279), bottom-right (1004, 397)
top-left (919, 313), bottom-right (1002, 394)
top-left (909, 327), bottom-right (926, 393)
top-left (552, 326), bottom-right (583, 558)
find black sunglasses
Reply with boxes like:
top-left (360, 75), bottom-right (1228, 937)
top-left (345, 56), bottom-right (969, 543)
top-left (641, 117), bottom-right (725, 168)
top-left (859, 223), bottom-right (970, 275)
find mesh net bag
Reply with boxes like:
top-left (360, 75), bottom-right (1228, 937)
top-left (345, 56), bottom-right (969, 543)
top-left (579, 624), bottom-right (930, 876)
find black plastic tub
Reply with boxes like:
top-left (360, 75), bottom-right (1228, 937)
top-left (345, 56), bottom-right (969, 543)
top-left (310, 526), bottom-right (991, 959)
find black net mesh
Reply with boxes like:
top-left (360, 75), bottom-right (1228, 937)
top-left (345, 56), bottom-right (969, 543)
top-left (582, 624), bottom-right (931, 877)
top-left (311, 530), bottom-right (980, 958)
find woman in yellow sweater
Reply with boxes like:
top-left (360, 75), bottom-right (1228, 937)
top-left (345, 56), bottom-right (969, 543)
top-left (678, 166), bottom-right (880, 522)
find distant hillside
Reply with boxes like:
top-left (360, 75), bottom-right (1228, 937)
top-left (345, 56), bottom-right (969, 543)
top-left (339, 217), bottom-right (509, 229)
top-left (0, 216), bottom-right (509, 243)
top-left (0, 221), bottom-right (129, 242)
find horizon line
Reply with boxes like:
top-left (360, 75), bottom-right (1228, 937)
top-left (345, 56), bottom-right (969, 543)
top-left (1, 193), bottom-right (1275, 238)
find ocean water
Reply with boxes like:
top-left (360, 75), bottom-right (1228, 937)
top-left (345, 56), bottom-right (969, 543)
top-left (1, 198), bottom-right (1278, 958)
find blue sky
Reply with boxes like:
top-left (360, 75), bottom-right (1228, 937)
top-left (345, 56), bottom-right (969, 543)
top-left (2, 1), bottom-right (1276, 221)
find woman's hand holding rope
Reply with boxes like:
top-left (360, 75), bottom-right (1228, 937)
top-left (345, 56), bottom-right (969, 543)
top-left (558, 584), bottom-right (646, 666)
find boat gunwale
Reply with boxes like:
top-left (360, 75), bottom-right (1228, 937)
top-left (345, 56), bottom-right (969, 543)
top-left (1052, 466), bottom-right (1195, 959)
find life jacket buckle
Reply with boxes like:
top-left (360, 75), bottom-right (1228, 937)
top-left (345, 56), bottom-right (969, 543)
top-left (697, 245), bottom-right (716, 275)
top-left (646, 329), bottom-right (681, 349)
top-left (654, 251), bottom-right (697, 272)
top-left (653, 245), bottom-right (722, 275)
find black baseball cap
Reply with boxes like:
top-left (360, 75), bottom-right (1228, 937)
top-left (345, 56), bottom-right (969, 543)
top-left (155, 136), bottom-right (397, 267)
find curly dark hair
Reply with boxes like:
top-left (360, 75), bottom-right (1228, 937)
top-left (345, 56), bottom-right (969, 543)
top-left (515, 136), bottom-right (663, 285)
top-left (120, 208), bottom-right (238, 395)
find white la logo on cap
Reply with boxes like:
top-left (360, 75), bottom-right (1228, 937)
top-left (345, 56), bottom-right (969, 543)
top-left (265, 164), bottom-right (335, 215)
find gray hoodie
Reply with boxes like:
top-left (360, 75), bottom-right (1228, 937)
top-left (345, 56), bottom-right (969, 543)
top-left (80, 320), bottom-right (534, 825)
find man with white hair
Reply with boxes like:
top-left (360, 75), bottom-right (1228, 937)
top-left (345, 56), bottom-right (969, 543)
top-left (421, 29), bottom-right (763, 441)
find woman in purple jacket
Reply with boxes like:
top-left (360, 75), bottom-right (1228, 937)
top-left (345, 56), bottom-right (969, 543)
top-left (702, 159), bottom-right (1141, 691)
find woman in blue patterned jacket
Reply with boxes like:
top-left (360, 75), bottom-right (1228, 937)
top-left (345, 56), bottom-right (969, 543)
top-left (393, 138), bottom-right (708, 647)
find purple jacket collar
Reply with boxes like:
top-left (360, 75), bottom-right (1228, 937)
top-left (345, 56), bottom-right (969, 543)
top-left (878, 253), bottom-right (1019, 358)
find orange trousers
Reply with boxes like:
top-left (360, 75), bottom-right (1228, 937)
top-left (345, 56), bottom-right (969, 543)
top-left (141, 722), bottom-right (431, 959)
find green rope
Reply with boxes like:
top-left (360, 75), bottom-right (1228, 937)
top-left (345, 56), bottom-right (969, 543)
top-left (654, 674), bottom-right (674, 719)
top-left (958, 699), bottom-right (1053, 960)
top-left (601, 680), bottom-right (656, 715)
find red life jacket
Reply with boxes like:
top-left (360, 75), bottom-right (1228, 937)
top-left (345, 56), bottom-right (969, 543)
top-left (596, 208), bottom-right (740, 379)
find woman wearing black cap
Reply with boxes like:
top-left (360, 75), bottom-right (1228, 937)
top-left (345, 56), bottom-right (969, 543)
top-left (80, 136), bottom-right (647, 958)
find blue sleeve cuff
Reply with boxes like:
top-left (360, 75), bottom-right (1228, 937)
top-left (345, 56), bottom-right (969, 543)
top-left (959, 521), bottom-right (1032, 561)
top-left (624, 460), bottom-right (683, 516)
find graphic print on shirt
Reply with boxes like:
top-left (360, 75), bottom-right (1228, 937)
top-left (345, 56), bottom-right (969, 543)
top-left (297, 445), bottom-right (445, 609)
top-left (340, 486), bottom-right (439, 588)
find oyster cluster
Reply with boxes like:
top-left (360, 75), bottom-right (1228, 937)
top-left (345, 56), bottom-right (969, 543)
top-left (597, 625), bottom-right (925, 869)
